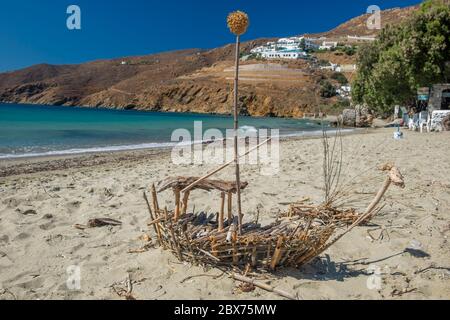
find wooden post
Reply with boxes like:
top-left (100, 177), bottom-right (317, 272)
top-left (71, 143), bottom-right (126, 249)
top-left (227, 192), bottom-right (233, 223)
top-left (219, 192), bottom-right (225, 231)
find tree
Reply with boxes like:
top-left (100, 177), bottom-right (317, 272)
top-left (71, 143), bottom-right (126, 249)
top-left (320, 80), bottom-right (336, 98)
top-left (331, 72), bottom-right (348, 85)
top-left (299, 38), bottom-right (306, 51)
top-left (353, 0), bottom-right (450, 115)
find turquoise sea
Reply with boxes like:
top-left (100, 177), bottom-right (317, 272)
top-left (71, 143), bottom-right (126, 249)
top-left (0, 103), bottom-right (331, 159)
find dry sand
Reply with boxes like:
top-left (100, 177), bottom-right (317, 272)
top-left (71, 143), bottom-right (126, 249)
top-left (0, 128), bottom-right (449, 300)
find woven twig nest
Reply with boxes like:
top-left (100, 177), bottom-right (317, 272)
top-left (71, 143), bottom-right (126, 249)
top-left (227, 11), bottom-right (249, 36)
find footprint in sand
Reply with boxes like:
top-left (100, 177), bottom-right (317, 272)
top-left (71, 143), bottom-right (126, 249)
top-left (14, 276), bottom-right (45, 291)
top-left (0, 253), bottom-right (14, 268)
top-left (39, 221), bottom-right (56, 231)
top-left (2, 197), bottom-right (22, 209)
top-left (0, 235), bottom-right (9, 244)
top-left (45, 234), bottom-right (65, 246)
top-left (14, 232), bottom-right (30, 241)
top-left (66, 201), bottom-right (82, 214)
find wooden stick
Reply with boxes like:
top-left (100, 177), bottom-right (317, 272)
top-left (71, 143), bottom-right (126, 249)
top-left (232, 33), bottom-right (244, 236)
top-left (232, 235), bottom-right (238, 265)
top-left (183, 230), bottom-right (198, 265)
top-left (143, 191), bottom-right (162, 247)
top-left (147, 216), bottom-right (164, 226)
top-left (166, 207), bottom-right (183, 261)
top-left (266, 240), bottom-right (272, 268)
top-left (151, 184), bottom-right (160, 216)
top-left (251, 245), bottom-right (257, 267)
top-left (226, 217), bottom-right (238, 242)
top-left (227, 192), bottom-right (233, 222)
top-left (180, 138), bottom-right (271, 194)
top-left (231, 274), bottom-right (298, 300)
top-left (181, 190), bottom-right (190, 215)
top-left (270, 236), bottom-right (284, 270)
top-left (364, 177), bottom-right (391, 215)
top-left (211, 236), bottom-right (218, 257)
top-left (174, 188), bottom-right (181, 221)
top-left (198, 249), bottom-right (221, 262)
top-left (219, 192), bottom-right (225, 231)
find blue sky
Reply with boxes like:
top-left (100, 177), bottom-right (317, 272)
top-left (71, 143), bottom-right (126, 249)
top-left (0, 0), bottom-right (421, 72)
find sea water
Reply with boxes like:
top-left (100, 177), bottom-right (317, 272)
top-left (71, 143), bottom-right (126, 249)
top-left (0, 103), bottom-right (332, 159)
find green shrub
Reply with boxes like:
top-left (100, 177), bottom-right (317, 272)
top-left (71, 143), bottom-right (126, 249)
top-left (331, 72), bottom-right (349, 85)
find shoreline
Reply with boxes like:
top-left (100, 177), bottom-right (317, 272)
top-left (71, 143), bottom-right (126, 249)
top-left (0, 127), bottom-right (366, 178)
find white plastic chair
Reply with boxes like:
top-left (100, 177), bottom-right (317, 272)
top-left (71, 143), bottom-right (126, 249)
top-left (418, 111), bottom-right (430, 133)
top-left (408, 113), bottom-right (419, 131)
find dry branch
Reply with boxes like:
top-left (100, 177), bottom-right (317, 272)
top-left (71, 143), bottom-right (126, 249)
top-left (231, 274), bottom-right (297, 300)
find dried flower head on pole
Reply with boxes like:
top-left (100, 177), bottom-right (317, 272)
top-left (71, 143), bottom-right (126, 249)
top-left (227, 11), bottom-right (249, 36)
top-left (227, 10), bottom-right (249, 234)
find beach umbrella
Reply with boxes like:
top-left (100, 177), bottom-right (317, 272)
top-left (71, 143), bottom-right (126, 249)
top-left (227, 11), bottom-right (249, 234)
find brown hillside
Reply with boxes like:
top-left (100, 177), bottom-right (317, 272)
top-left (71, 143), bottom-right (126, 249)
top-left (0, 5), bottom-right (418, 117)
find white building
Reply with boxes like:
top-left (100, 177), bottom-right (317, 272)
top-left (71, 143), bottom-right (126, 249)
top-left (320, 63), bottom-right (339, 71)
top-left (340, 64), bottom-right (357, 72)
top-left (347, 35), bottom-right (376, 42)
top-left (336, 85), bottom-right (351, 98)
top-left (261, 50), bottom-right (307, 60)
top-left (250, 36), bottom-right (318, 60)
top-left (319, 41), bottom-right (338, 50)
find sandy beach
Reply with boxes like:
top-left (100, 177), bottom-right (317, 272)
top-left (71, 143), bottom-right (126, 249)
top-left (0, 128), bottom-right (449, 300)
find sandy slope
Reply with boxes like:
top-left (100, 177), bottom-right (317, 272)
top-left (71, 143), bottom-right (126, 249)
top-left (0, 129), bottom-right (449, 300)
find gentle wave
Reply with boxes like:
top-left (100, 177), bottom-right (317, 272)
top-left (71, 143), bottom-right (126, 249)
top-left (0, 142), bottom-right (178, 159)
top-left (0, 128), bottom-right (354, 160)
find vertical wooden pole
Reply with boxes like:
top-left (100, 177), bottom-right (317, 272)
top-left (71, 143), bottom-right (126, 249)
top-left (233, 35), bottom-right (243, 234)
top-left (219, 192), bottom-right (225, 231)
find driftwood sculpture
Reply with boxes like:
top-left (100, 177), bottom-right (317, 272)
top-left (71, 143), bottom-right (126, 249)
top-left (144, 165), bottom-right (405, 271)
